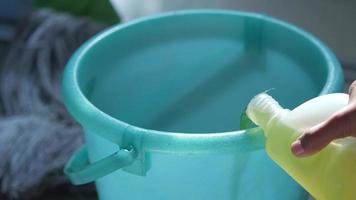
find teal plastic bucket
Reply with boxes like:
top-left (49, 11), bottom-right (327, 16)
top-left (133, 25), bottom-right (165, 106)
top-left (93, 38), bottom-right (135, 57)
top-left (63, 10), bottom-right (343, 200)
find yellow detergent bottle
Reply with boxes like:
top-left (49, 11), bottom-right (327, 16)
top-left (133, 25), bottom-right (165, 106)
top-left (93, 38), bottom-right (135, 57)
top-left (246, 93), bottom-right (356, 200)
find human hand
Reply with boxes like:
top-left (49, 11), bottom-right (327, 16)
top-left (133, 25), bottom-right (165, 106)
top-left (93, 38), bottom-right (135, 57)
top-left (291, 81), bottom-right (356, 157)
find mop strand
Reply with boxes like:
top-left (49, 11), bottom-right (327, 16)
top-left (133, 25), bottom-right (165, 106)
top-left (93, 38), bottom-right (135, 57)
top-left (0, 9), bottom-right (105, 199)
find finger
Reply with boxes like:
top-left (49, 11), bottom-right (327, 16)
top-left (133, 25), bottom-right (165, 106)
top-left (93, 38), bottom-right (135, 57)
top-left (291, 106), bottom-right (356, 157)
top-left (348, 80), bottom-right (356, 104)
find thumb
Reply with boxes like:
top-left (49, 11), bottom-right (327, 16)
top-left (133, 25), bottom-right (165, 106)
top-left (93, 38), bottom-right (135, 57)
top-left (291, 105), bottom-right (356, 157)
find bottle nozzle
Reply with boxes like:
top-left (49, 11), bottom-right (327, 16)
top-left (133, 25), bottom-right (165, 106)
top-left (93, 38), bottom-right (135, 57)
top-left (246, 93), bottom-right (283, 129)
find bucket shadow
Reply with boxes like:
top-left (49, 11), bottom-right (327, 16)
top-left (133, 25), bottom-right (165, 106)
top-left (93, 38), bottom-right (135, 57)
top-left (145, 50), bottom-right (266, 132)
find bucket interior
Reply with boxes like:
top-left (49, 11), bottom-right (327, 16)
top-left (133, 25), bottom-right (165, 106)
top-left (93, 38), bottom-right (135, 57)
top-left (77, 13), bottom-right (328, 133)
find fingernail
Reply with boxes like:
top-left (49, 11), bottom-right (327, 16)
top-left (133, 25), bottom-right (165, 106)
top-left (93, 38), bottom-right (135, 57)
top-left (291, 140), bottom-right (304, 156)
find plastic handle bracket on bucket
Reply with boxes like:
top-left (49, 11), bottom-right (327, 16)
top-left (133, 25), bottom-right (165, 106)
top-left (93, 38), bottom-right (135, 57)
top-left (64, 145), bottom-right (135, 185)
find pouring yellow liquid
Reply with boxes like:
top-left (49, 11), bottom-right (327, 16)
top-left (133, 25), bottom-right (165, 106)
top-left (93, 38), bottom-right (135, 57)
top-left (246, 93), bottom-right (356, 200)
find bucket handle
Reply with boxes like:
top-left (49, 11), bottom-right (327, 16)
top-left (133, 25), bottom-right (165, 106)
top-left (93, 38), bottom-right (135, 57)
top-left (64, 145), bottom-right (135, 185)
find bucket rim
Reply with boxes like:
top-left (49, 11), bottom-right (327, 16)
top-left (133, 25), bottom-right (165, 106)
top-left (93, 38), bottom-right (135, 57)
top-left (62, 9), bottom-right (343, 152)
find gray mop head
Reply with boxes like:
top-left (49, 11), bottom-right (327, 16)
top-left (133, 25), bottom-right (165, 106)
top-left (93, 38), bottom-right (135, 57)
top-left (0, 9), bottom-right (105, 199)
